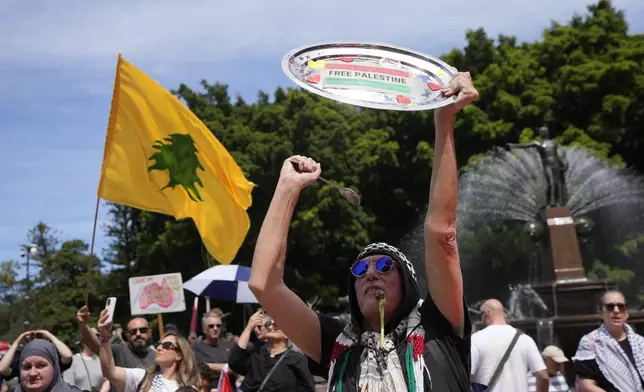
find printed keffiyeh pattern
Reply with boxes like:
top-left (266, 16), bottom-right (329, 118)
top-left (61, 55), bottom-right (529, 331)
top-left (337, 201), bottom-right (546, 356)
top-left (573, 324), bottom-right (644, 392)
top-left (327, 300), bottom-right (427, 392)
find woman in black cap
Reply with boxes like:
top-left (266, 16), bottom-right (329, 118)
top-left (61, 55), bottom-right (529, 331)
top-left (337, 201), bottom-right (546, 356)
top-left (249, 72), bottom-right (478, 392)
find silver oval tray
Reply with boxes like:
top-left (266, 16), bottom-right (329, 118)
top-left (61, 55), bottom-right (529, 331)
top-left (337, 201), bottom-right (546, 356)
top-left (282, 42), bottom-right (458, 111)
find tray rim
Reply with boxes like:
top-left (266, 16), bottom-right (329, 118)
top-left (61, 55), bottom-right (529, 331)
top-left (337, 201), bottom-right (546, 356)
top-left (281, 41), bottom-right (458, 111)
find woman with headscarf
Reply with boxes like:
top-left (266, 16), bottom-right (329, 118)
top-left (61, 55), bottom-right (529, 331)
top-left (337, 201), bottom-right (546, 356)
top-left (95, 308), bottom-right (200, 392)
top-left (248, 71), bottom-right (479, 392)
top-left (228, 310), bottom-right (314, 392)
top-left (1, 330), bottom-right (74, 385)
top-left (13, 339), bottom-right (81, 392)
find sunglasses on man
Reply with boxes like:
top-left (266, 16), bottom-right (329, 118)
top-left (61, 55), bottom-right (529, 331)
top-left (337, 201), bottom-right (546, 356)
top-left (128, 327), bottom-right (150, 335)
top-left (350, 256), bottom-right (394, 278)
top-left (207, 323), bottom-right (222, 329)
top-left (603, 302), bottom-right (626, 312)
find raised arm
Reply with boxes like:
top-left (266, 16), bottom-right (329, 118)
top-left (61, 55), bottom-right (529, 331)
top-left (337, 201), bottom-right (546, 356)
top-left (425, 72), bottom-right (479, 335)
top-left (77, 306), bottom-right (101, 355)
top-left (99, 379), bottom-right (112, 392)
top-left (558, 151), bottom-right (569, 171)
top-left (38, 330), bottom-right (73, 364)
top-left (507, 142), bottom-right (538, 149)
top-left (0, 332), bottom-right (31, 375)
top-left (236, 311), bottom-right (262, 350)
top-left (228, 311), bottom-right (263, 375)
top-left (248, 156), bottom-right (323, 362)
top-left (96, 308), bottom-right (127, 392)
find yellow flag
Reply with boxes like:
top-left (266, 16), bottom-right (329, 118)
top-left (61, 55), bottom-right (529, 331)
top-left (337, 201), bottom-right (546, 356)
top-left (98, 54), bottom-right (254, 264)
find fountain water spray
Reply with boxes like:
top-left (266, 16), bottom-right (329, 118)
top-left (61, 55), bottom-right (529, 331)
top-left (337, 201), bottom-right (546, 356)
top-left (399, 144), bottom-right (644, 317)
top-left (457, 146), bottom-right (644, 229)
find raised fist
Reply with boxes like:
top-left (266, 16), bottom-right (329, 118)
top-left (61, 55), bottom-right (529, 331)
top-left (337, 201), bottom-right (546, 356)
top-left (277, 155), bottom-right (321, 192)
top-left (77, 306), bottom-right (90, 325)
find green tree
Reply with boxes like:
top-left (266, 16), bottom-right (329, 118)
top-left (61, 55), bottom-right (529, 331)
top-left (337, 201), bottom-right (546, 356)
top-left (0, 223), bottom-right (108, 345)
top-left (103, 0), bottom-right (644, 309)
top-left (80, 0), bottom-right (644, 326)
top-left (30, 238), bottom-right (107, 344)
top-left (0, 261), bottom-right (20, 339)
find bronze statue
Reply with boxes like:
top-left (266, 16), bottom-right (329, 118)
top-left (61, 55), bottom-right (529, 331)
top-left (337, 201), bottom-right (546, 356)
top-left (507, 126), bottom-right (568, 207)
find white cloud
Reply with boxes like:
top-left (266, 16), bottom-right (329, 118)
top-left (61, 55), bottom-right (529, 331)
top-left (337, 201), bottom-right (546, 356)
top-left (3, 0), bottom-right (642, 71)
top-left (2, 0), bottom-right (641, 104)
top-left (0, 0), bottom-right (642, 264)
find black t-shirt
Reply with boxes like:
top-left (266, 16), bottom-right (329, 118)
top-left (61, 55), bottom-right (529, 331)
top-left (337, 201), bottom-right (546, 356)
top-left (192, 340), bottom-right (235, 364)
top-left (574, 338), bottom-right (644, 391)
top-left (192, 339), bottom-right (235, 382)
top-left (574, 359), bottom-right (617, 391)
top-left (228, 344), bottom-right (315, 392)
top-left (307, 294), bottom-right (471, 392)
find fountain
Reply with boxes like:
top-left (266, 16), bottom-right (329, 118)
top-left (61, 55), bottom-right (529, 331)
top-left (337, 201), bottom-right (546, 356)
top-left (458, 127), bottom-right (644, 309)
top-left (397, 125), bottom-right (644, 382)
top-left (452, 126), bottom-right (644, 381)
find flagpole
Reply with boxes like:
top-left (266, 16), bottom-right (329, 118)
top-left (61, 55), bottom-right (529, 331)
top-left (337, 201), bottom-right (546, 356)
top-left (84, 196), bottom-right (101, 306)
top-left (85, 52), bottom-right (122, 307)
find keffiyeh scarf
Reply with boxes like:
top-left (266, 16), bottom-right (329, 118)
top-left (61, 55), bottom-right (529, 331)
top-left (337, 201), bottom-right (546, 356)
top-left (573, 324), bottom-right (644, 392)
top-left (327, 300), bottom-right (427, 392)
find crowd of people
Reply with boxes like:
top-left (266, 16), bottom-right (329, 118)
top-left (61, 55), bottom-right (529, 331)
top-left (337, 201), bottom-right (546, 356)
top-left (0, 287), bottom-right (642, 392)
top-left (0, 305), bottom-right (318, 392)
top-left (1, 72), bottom-right (643, 392)
top-left (469, 290), bottom-right (644, 392)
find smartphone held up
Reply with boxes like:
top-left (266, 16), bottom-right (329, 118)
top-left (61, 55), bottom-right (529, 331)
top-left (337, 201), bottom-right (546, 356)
top-left (105, 297), bottom-right (117, 324)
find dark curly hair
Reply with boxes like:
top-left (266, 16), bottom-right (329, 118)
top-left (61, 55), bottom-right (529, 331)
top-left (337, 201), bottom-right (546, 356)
top-left (197, 362), bottom-right (217, 383)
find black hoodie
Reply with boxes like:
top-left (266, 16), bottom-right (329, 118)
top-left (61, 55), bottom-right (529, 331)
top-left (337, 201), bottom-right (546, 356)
top-left (308, 242), bottom-right (472, 392)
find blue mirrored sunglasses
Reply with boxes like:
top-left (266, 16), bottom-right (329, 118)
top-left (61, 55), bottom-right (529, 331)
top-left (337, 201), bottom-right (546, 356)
top-left (350, 256), bottom-right (394, 278)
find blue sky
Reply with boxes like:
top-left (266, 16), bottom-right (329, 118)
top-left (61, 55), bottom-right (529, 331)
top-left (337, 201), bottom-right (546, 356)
top-left (1, 0), bottom-right (642, 279)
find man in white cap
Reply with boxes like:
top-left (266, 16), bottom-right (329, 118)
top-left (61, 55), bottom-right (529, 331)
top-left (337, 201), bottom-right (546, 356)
top-left (528, 345), bottom-right (571, 392)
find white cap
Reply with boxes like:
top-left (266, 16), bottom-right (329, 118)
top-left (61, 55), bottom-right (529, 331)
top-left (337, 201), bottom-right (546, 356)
top-left (542, 345), bottom-right (569, 363)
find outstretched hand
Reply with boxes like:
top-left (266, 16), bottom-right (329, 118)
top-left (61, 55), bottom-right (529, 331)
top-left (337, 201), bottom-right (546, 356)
top-left (277, 155), bottom-right (321, 192)
top-left (436, 72), bottom-right (479, 119)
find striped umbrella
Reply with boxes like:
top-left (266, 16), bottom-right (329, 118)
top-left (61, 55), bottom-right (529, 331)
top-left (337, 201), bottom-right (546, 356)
top-left (183, 264), bottom-right (257, 303)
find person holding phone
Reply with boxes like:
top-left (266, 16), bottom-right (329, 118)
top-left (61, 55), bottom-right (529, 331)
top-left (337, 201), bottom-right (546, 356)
top-left (95, 308), bottom-right (200, 392)
top-left (77, 306), bottom-right (156, 371)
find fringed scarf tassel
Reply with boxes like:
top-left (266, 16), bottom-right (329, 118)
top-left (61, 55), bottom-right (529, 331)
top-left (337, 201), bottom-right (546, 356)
top-left (405, 344), bottom-right (416, 392)
top-left (332, 339), bottom-right (426, 392)
top-left (332, 351), bottom-right (351, 392)
top-left (407, 333), bottom-right (426, 392)
top-left (327, 300), bottom-right (427, 392)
